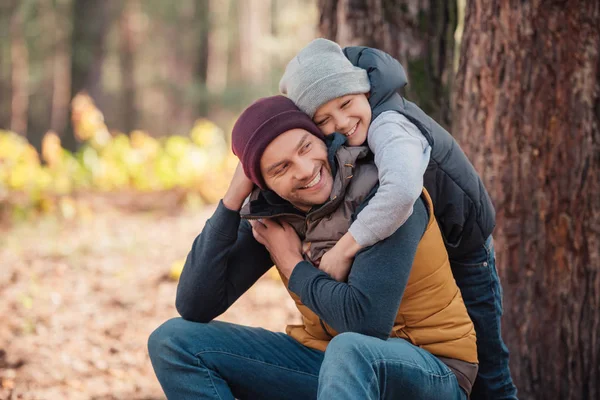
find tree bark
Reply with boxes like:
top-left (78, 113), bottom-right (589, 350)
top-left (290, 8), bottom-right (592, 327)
top-left (453, 1), bottom-right (600, 399)
top-left (318, 0), bottom-right (457, 127)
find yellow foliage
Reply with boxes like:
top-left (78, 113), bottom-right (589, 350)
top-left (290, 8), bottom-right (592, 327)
top-left (42, 131), bottom-right (63, 167)
top-left (71, 93), bottom-right (111, 147)
top-left (169, 259), bottom-right (186, 281)
top-left (1, 93), bottom-right (234, 220)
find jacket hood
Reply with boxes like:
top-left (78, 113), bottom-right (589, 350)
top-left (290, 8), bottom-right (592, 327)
top-left (343, 46), bottom-right (408, 117)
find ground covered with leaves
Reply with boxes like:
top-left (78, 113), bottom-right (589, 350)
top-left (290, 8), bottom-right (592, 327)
top-left (0, 202), bottom-right (300, 399)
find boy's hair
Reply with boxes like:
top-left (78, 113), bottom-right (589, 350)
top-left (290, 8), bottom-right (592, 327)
top-left (279, 38), bottom-right (370, 118)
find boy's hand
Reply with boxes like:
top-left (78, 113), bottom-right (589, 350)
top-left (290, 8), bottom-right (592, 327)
top-left (223, 162), bottom-right (254, 211)
top-left (250, 219), bottom-right (303, 279)
top-left (318, 232), bottom-right (362, 282)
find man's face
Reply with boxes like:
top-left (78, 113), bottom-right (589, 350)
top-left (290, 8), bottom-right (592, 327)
top-left (260, 128), bottom-right (333, 212)
top-left (312, 93), bottom-right (372, 146)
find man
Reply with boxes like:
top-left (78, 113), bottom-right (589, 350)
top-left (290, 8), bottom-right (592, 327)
top-left (148, 96), bottom-right (477, 399)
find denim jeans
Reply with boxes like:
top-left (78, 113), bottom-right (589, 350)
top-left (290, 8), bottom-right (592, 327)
top-left (148, 319), bottom-right (466, 399)
top-left (450, 236), bottom-right (518, 399)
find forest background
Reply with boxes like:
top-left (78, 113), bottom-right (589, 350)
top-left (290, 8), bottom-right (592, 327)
top-left (0, 1), bottom-right (598, 399)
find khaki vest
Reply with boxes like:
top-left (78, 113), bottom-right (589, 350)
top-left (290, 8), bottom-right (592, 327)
top-left (279, 189), bottom-right (478, 364)
top-left (242, 141), bottom-right (477, 364)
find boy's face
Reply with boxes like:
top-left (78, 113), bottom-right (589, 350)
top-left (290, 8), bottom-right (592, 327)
top-left (260, 128), bottom-right (333, 212)
top-left (313, 93), bottom-right (372, 146)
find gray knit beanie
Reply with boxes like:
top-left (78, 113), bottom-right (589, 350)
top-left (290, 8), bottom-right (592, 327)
top-left (279, 38), bottom-right (371, 118)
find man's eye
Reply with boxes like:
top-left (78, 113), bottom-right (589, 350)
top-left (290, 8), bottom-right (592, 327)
top-left (303, 142), bottom-right (311, 150)
top-left (276, 165), bottom-right (288, 175)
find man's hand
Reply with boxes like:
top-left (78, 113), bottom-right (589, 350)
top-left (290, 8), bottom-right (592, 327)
top-left (318, 232), bottom-right (362, 282)
top-left (250, 219), bottom-right (304, 280)
top-left (223, 162), bottom-right (255, 211)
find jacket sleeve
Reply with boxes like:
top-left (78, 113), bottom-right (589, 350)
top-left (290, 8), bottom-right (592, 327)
top-left (287, 196), bottom-right (429, 340)
top-left (343, 46), bottom-right (408, 110)
top-left (175, 200), bottom-right (274, 322)
top-left (348, 112), bottom-right (431, 247)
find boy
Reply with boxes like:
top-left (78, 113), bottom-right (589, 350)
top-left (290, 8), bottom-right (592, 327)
top-left (280, 39), bottom-right (517, 399)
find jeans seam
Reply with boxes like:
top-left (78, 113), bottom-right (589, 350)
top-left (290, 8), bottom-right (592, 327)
top-left (195, 350), bottom-right (320, 378)
top-left (206, 368), bottom-right (225, 400)
top-left (367, 366), bottom-right (379, 398)
top-left (370, 359), bottom-right (455, 379)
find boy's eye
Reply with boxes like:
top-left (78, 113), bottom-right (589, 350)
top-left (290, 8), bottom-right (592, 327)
top-left (341, 100), bottom-right (351, 108)
top-left (315, 118), bottom-right (328, 126)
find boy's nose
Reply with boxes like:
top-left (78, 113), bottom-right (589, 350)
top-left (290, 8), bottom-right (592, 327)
top-left (335, 116), bottom-right (351, 132)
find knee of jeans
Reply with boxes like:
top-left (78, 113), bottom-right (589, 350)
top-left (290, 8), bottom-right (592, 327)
top-left (147, 317), bottom-right (187, 362)
top-left (324, 332), bottom-right (367, 365)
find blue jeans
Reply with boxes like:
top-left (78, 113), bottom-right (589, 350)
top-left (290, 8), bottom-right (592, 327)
top-left (148, 319), bottom-right (466, 399)
top-left (450, 236), bottom-right (518, 399)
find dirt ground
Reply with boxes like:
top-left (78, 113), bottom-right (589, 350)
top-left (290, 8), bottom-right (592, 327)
top-left (0, 202), bottom-right (301, 400)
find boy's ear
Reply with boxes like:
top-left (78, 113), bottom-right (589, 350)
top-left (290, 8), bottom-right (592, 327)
top-left (366, 92), bottom-right (371, 99)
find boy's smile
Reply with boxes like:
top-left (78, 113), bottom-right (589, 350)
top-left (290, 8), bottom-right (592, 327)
top-left (313, 93), bottom-right (372, 146)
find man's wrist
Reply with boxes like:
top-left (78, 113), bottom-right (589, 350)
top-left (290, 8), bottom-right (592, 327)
top-left (222, 192), bottom-right (244, 211)
top-left (279, 253), bottom-right (304, 279)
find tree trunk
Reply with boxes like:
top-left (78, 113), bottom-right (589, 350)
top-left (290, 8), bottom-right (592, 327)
top-left (49, 0), bottom-right (72, 136)
top-left (238, 0), bottom-right (272, 84)
top-left (119, 0), bottom-right (139, 135)
top-left (65, 0), bottom-right (112, 151)
top-left (206, 0), bottom-right (230, 95)
top-left (0, 1), bottom-right (15, 130)
top-left (318, 0), bottom-right (457, 127)
top-left (196, 0), bottom-right (210, 117)
top-left (452, 1), bottom-right (600, 399)
top-left (9, 5), bottom-right (28, 136)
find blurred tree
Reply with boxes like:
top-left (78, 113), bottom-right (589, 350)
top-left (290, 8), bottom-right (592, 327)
top-left (238, 0), bottom-right (272, 84)
top-left (65, 0), bottom-right (114, 152)
top-left (0, 1), bottom-right (16, 130)
top-left (49, 0), bottom-right (72, 138)
top-left (119, 0), bottom-right (139, 134)
top-left (453, 1), bottom-right (600, 399)
top-left (9, 1), bottom-right (28, 137)
top-left (196, 0), bottom-right (210, 116)
top-left (318, 0), bottom-right (457, 128)
top-left (206, 0), bottom-right (230, 96)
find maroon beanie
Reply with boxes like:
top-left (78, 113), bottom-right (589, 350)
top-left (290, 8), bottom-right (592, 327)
top-left (232, 95), bottom-right (324, 189)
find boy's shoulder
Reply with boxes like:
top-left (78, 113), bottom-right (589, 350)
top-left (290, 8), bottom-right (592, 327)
top-left (368, 110), bottom-right (428, 145)
top-left (370, 110), bottom-right (415, 130)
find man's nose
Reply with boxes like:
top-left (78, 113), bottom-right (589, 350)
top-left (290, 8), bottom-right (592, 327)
top-left (295, 157), bottom-right (314, 181)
